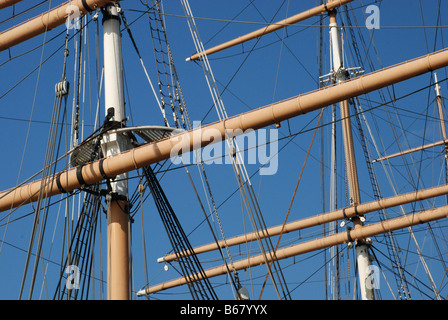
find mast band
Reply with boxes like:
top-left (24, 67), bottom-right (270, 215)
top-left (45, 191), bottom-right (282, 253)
top-left (56, 171), bottom-right (67, 194)
top-left (342, 208), bottom-right (348, 219)
top-left (346, 227), bottom-right (354, 243)
top-left (99, 158), bottom-right (110, 180)
top-left (81, 0), bottom-right (94, 12)
top-left (354, 205), bottom-right (360, 218)
top-left (76, 164), bottom-right (88, 187)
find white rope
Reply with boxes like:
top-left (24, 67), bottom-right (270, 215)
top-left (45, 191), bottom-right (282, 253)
top-left (138, 56), bottom-right (167, 126)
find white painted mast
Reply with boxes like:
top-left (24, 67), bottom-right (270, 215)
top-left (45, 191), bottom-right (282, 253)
top-left (100, 2), bottom-right (132, 300)
top-left (328, 9), bottom-right (374, 300)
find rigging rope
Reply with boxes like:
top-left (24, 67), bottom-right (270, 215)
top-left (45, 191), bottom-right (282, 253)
top-left (180, 0), bottom-right (292, 299)
top-left (17, 13), bottom-right (110, 299)
top-left (344, 5), bottom-right (442, 299)
top-left (258, 109), bottom-right (323, 299)
top-left (142, 165), bottom-right (218, 300)
top-left (138, 181), bottom-right (150, 299)
top-left (343, 6), bottom-right (411, 299)
top-left (18, 1), bottom-right (68, 297)
top-left (129, 0), bottom-right (241, 298)
top-left (123, 1), bottom-right (189, 129)
top-left (54, 185), bottom-right (101, 300)
top-left (120, 8), bottom-right (165, 124)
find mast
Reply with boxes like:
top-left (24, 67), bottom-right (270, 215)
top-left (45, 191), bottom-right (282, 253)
top-left (328, 9), bottom-right (373, 300)
top-left (101, 3), bottom-right (131, 300)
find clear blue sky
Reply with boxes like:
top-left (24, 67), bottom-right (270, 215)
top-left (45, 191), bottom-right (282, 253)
top-left (0, 0), bottom-right (447, 300)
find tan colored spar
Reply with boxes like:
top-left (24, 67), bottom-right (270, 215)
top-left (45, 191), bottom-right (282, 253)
top-left (158, 182), bottom-right (448, 263)
top-left (138, 205), bottom-right (448, 295)
top-left (0, 0), bottom-right (22, 10)
top-left (187, 0), bottom-right (354, 61)
top-left (373, 140), bottom-right (447, 163)
top-left (1, 48), bottom-right (448, 213)
top-left (0, 0), bottom-right (114, 52)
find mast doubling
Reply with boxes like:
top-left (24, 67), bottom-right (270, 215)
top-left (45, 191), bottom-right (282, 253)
top-left (328, 9), bottom-right (373, 300)
top-left (101, 2), bottom-right (131, 300)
